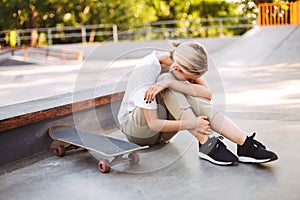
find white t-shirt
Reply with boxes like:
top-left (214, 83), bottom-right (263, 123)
top-left (118, 51), bottom-right (162, 124)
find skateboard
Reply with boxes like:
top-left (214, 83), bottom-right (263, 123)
top-left (48, 125), bottom-right (149, 173)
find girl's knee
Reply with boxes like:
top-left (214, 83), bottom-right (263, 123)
top-left (208, 109), bottom-right (220, 122)
top-left (187, 96), bottom-right (219, 122)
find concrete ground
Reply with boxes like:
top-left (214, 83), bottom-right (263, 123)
top-left (0, 118), bottom-right (299, 200)
top-left (0, 25), bottom-right (300, 199)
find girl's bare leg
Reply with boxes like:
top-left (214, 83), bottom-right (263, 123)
top-left (180, 108), bottom-right (247, 146)
top-left (210, 112), bottom-right (247, 145)
top-left (185, 95), bottom-right (247, 145)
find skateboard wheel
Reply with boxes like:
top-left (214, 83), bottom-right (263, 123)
top-left (129, 152), bottom-right (140, 165)
top-left (55, 145), bottom-right (66, 157)
top-left (98, 160), bottom-right (111, 173)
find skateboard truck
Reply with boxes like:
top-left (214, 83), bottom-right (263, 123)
top-left (53, 143), bottom-right (141, 173)
top-left (55, 144), bottom-right (80, 157)
top-left (98, 153), bottom-right (140, 173)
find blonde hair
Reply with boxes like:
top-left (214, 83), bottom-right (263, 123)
top-left (171, 41), bottom-right (208, 76)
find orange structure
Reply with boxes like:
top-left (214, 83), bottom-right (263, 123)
top-left (258, 1), bottom-right (300, 26)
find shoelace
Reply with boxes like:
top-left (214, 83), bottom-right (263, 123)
top-left (249, 132), bottom-right (266, 149)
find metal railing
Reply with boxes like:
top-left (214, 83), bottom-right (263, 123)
top-left (258, 2), bottom-right (300, 26)
top-left (0, 16), bottom-right (256, 47)
top-left (0, 47), bottom-right (19, 56)
top-left (0, 46), bottom-right (83, 63)
top-left (24, 47), bottom-right (83, 63)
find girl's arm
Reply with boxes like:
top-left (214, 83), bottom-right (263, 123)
top-left (168, 78), bottom-right (212, 100)
top-left (144, 77), bottom-right (211, 104)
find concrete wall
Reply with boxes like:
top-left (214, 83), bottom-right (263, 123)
top-left (0, 98), bottom-right (121, 166)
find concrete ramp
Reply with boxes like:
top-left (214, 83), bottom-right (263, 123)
top-left (212, 25), bottom-right (300, 67)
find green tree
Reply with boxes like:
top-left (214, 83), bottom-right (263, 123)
top-left (1, 0), bottom-right (282, 45)
top-left (0, 0), bottom-right (30, 30)
top-left (149, 0), bottom-right (243, 38)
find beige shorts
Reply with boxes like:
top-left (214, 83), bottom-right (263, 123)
top-left (120, 73), bottom-right (218, 146)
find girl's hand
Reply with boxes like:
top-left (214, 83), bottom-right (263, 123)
top-left (194, 116), bottom-right (212, 135)
top-left (144, 79), bottom-right (170, 103)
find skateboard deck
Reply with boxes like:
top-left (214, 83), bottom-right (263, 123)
top-left (48, 125), bottom-right (149, 173)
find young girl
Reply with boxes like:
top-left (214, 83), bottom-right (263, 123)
top-left (118, 41), bottom-right (277, 165)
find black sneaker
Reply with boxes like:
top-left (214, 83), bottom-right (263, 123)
top-left (237, 133), bottom-right (278, 163)
top-left (198, 136), bottom-right (238, 166)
